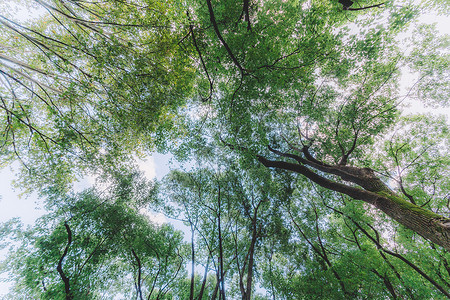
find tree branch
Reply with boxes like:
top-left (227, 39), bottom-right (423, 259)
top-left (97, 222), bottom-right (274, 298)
top-left (206, 0), bottom-right (247, 75)
top-left (256, 154), bottom-right (379, 204)
top-left (57, 221), bottom-right (73, 300)
top-left (131, 248), bottom-right (144, 300)
top-left (243, 0), bottom-right (251, 31)
top-left (187, 11), bottom-right (213, 102)
top-left (346, 3), bottom-right (385, 11)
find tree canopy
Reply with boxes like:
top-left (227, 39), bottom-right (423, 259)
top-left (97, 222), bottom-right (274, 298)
top-left (0, 0), bottom-right (449, 298)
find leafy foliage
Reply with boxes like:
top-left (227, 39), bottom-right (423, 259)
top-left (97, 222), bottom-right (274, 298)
top-left (0, 0), bottom-right (449, 298)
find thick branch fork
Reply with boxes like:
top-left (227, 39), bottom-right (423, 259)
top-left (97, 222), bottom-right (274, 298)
top-left (255, 146), bottom-right (450, 251)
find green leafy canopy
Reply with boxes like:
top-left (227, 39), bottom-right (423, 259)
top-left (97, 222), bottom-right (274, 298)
top-left (0, 0), bottom-right (449, 298)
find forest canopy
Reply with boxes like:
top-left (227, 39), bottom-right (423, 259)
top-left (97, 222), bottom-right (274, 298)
top-left (0, 0), bottom-right (449, 299)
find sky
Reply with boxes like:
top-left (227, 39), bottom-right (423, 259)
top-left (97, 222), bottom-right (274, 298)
top-left (0, 0), bottom-right (449, 297)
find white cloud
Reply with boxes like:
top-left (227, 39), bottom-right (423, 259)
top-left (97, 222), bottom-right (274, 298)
top-left (72, 175), bottom-right (97, 193)
top-left (139, 208), bottom-right (167, 225)
top-left (137, 156), bottom-right (157, 179)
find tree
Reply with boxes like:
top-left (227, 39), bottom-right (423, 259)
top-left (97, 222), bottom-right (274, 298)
top-left (263, 182), bottom-right (450, 299)
top-left (1, 170), bottom-right (186, 299)
top-left (161, 156), bottom-right (294, 300)
top-left (1, 0), bottom-right (449, 298)
top-left (191, 0), bottom-right (450, 250)
top-left (0, 0), bottom-right (195, 192)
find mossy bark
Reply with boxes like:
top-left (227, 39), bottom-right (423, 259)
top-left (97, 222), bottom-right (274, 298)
top-left (256, 152), bottom-right (450, 251)
top-left (373, 192), bottom-right (450, 250)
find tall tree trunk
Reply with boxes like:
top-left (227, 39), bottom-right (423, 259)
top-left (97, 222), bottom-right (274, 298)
top-left (268, 249), bottom-right (276, 300)
top-left (190, 224), bottom-right (195, 300)
top-left (197, 256), bottom-right (210, 300)
top-left (244, 212), bottom-right (259, 300)
top-left (131, 248), bottom-right (144, 300)
top-left (211, 276), bottom-right (220, 300)
top-left (217, 186), bottom-right (226, 300)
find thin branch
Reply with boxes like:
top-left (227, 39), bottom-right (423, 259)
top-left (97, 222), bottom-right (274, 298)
top-left (346, 3), bottom-right (385, 11)
top-left (187, 11), bottom-right (213, 102)
top-left (34, 0), bottom-right (168, 28)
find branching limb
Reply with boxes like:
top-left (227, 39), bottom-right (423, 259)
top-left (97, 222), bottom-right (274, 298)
top-left (131, 248), bottom-right (144, 300)
top-left (257, 154), bottom-right (380, 203)
top-left (267, 145), bottom-right (388, 193)
top-left (187, 11), bottom-right (213, 102)
top-left (338, 128), bottom-right (361, 166)
top-left (57, 221), bottom-right (73, 300)
top-left (354, 221), bottom-right (450, 298)
top-left (371, 268), bottom-right (398, 299)
top-left (222, 139), bottom-right (381, 200)
top-left (206, 0), bottom-right (247, 75)
top-left (399, 177), bottom-right (416, 204)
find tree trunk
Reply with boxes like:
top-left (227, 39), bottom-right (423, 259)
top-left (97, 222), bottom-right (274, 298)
top-left (131, 248), bottom-right (144, 300)
top-left (371, 192), bottom-right (450, 251)
top-left (197, 257), bottom-right (210, 300)
top-left (190, 224), bottom-right (195, 300)
top-left (217, 186), bottom-right (226, 300)
top-left (255, 148), bottom-right (450, 251)
top-left (57, 222), bottom-right (73, 300)
top-left (244, 213), bottom-right (258, 300)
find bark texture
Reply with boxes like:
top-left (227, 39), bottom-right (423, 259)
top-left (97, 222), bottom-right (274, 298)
top-left (255, 146), bottom-right (450, 251)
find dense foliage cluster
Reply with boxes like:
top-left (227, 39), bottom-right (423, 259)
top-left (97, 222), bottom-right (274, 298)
top-left (0, 0), bottom-right (449, 298)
